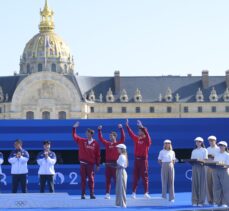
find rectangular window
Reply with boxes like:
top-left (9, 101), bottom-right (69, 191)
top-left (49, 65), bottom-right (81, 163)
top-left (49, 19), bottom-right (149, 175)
top-left (149, 106), bottom-right (155, 113)
top-left (121, 107), bottom-right (127, 113)
top-left (198, 106), bottom-right (203, 113)
top-left (225, 106), bottom-right (229, 112)
top-left (90, 107), bottom-right (94, 113)
top-left (107, 107), bottom-right (113, 113)
top-left (211, 106), bottom-right (216, 113)
top-left (167, 106), bottom-right (172, 113)
top-left (183, 106), bottom-right (189, 113)
top-left (135, 107), bottom-right (141, 113)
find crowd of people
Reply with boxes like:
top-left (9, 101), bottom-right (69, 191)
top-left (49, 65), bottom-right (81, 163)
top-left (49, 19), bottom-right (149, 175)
top-left (0, 120), bottom-right (228, 208)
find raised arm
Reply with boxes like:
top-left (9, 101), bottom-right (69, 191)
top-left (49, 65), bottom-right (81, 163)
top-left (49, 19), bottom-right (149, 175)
top-left (137, 120), bottom-right (152, 146)
top-left (142, 128), bottom-right (152, 146)
top-left (72, 121), bottom-right (87, 143)
top-left (117, 124), bottom-right (125, 144)
top-left (126, 119), bottom-right (138, 142)
top-left (98, 125), bottom-right (109, 145)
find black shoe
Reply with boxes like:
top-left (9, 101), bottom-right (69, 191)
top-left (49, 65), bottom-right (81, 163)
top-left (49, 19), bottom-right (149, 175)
top-left (90, 194), bottom-right (96, 199)
top-left (81, 194), bottom-right (86, 199)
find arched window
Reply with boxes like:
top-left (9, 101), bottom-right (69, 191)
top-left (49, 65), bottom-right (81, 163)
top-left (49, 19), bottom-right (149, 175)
top-left (58, 111), bottom-right (66, 119)
top-left (26, 64), bottom-right (31, 74)
top-left (42, 111), bottom-right (50, 120)
top-left (51, 63), bottom-right (56, 72)
top-left (38, 63), bottom-right (43, 72)
top-left (26, 111), bottom-right (34, 120)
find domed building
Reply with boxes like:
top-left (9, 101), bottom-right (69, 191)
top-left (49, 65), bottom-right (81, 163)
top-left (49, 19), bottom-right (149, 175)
top-left (0, 0), bottom-right (229, 119)
top-left (20, 0), bottom-right (74, 75)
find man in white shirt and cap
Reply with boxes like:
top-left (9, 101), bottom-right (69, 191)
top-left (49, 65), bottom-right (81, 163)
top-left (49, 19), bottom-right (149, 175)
top-left (206, 135), bottom-right (219, 205)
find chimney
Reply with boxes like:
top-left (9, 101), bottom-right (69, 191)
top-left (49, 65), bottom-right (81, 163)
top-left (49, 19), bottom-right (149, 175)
top-left (202, 70), bottom-right (209, 89)
top-left (226, 70), bottom-right (229, 88)
top-left (114, 70), bottom-right (120, 95)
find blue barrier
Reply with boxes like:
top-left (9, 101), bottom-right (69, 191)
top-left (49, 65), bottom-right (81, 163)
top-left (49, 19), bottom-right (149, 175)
top-left (0, 118), bottom-right (228, 194)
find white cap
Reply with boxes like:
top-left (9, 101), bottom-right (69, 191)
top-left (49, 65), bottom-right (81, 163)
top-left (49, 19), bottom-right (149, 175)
top-left (218, 141), bottom-right (228, 147)
top-left (208, 135), bottom-right (217, 141)
top-left (116, 144), bottom-right (127, 150)
top-left (164, 139), bottom-right (172, 144)
top-left (194, 137), bottom-right (204, 142)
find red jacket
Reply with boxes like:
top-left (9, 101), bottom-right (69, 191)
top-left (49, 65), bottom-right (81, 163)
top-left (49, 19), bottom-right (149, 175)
top-left (98, 128), bottom-right (125, 162)
top-left (72, 128), bottom-right (100, 166)
top-left (126, 125), bottom-right (151, 159)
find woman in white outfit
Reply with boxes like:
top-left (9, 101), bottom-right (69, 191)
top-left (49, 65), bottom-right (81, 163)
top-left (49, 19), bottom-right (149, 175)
top-left (212, 141), bottom-right (229, 208)
top-left (191, 137), bottom-right (208, 207)
top-left (158, 139), bottom-right (176, 202)
top-left (206, 135), bottom-right (219, 205)
top-left (115, 144), bottom-right (128, 208)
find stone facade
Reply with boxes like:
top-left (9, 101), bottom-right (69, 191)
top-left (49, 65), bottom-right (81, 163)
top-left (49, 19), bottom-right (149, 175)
top-left (0, 1), bottom-right (229, 120)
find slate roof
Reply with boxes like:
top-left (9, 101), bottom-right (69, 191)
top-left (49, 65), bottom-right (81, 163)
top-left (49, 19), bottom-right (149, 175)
top-left (75, 75), bottom-right (228, 102)
top-left (0, 75), bottom-right (27, 102)
top-left (0, 74), bottom-right (227, 103)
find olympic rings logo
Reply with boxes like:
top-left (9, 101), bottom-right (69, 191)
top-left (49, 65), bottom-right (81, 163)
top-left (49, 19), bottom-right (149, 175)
top-left (15, 200), bottom-right (27, 207)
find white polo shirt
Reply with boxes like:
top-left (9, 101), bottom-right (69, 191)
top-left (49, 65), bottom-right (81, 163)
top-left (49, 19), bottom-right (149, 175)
top-left (214, 151), bottom-right (229, 165)
top-left (117, 154), bottom-right (127, 168)
top-left (191, 147), bottom-right (208, 160)
top-left (158, 149), bottom-right (176, 162)
top-left (207, 146), bottom-right (220, 158)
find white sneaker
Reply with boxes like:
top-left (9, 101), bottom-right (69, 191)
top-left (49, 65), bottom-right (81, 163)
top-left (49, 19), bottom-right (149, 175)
top-left (198, 204), bottom-right (203, 207)
top-left (105, 193), bottom-right (110, 199)
top-left (221, 204), bottom-right (228, 208)
top-left (131, 192), bottom-right (136, 199)
top-left (192, 204), bottom-right (197, 207)
top-left (170, 200), bottom-right (175, 203)
top-left (144, 193), bottom-right (151, 199)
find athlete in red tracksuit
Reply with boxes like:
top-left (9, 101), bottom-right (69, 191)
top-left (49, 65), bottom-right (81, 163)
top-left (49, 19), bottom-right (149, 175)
top-left (98, 124), bottom-right (125, 199)
top-left (126, 119), bottom-right (152, 199)
top-left (72, 121), bottom-right (100, 199)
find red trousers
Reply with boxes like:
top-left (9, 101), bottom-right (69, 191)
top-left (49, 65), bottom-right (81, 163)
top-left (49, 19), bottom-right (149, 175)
top-left (132, 158), bottom-right (149, 193)
top-left (80, 163), bottom-right (95, 195)
top-left (105, 164), bottom-right (116, 194)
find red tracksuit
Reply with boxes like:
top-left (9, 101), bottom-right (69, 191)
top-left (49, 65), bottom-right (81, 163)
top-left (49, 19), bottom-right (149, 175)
top-left (72, 128), bottom-right (100, 195)
top-left (98, 128), bottom-right (125, 194)
top-left (126, 125), bottom-right (152, 193)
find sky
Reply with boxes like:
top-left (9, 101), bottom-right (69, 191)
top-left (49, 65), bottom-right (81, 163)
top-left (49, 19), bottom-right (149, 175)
top-left (1, 0), bottom-right (229, 77)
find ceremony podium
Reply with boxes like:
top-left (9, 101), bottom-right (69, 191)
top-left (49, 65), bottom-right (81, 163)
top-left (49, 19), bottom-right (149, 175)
top-left (0, 193), bottom-right (169, 208)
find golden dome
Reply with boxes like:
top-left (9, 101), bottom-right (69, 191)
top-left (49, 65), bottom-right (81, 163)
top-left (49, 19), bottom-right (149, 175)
top-left (23, 32), bottom-right (71, 60)
top-left (20, 0), bottom-right (74, 75)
